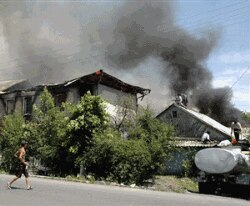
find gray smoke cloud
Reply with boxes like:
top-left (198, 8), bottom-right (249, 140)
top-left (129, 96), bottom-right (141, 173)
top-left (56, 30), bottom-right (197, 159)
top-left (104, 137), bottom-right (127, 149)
top-left (0, 1), bottom-right (242, 125)
top-left (99, 1), bottom-right (241, 125)
top-left (0, 1), bottom-right (115, 84)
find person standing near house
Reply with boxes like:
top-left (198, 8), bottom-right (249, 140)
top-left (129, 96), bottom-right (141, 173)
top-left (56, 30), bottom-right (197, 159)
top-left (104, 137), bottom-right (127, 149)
top-left (175, 94), bottom-right (183, 105)
top-left (201, 131), bottom-right (211, 143)
top-left (7, 141), bottom-right (32, 190)
top-left (231, 121), bottom-right (242, 142)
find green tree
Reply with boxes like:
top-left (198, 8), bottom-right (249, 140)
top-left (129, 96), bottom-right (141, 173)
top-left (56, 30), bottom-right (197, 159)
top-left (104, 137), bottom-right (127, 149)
top-left (66, 92), bottom-right (109, 169)
top-left (129, 108), bottom-right (175, 174)
top-left (24, 89), bottom-right (109, 175)
top-left (0, 112), bottom-right (27, 172)
top-left (30, 87), bottom-right (70, 175)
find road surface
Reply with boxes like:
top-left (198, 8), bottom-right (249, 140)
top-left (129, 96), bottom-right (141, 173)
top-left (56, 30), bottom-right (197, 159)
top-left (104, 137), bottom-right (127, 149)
top-left (0, 174), bottom-right (249, 206)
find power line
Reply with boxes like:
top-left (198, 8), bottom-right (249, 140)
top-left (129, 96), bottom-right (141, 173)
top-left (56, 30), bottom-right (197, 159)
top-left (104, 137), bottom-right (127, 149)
top-left (223, 67), bottom-right (250, 100)
top-left (181, 4), bottom-right (249, 25)
top-left (229, 67), bottom-right (250, 91)
top-left (179, 10), bottom-right (250, 30)
top-left (214, 67), bottom-right (250, 103)
top-left (158, 8), bottom-right (250, 32)
top-left (159, 0), bottom-right (249, 25)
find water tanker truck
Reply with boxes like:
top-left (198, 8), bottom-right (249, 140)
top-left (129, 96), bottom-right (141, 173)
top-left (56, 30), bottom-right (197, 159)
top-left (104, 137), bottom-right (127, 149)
top-left (195, 146), bottom-right (250, 197)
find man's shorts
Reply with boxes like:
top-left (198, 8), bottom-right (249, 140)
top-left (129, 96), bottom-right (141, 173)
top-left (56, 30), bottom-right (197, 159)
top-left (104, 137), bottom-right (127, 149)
top-left (15, 164), bottom-right (29, 178)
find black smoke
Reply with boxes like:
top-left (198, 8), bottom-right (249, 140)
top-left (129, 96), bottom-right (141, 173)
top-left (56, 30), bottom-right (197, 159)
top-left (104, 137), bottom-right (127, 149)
top-left (101, 1), bottom-right (241, 125)
top-left (0, 1), bottom-right (242, 125)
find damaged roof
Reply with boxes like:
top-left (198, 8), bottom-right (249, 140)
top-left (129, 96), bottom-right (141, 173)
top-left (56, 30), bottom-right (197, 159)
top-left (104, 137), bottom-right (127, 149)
top-left (62, 70), bottom-right (151, 95)
top-left (28, 70), bottom-right (151, 96)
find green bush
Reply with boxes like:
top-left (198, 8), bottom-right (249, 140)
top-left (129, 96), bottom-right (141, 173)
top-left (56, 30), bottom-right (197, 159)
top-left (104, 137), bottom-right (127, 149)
top-left (83, 109), bottom-right (175, 184)
top-left (129, 108), bottom-right (175, 174)
top-left (181, 149), bottom-right (197, 177)
top-left (83, 128), bottom-right (152, 184)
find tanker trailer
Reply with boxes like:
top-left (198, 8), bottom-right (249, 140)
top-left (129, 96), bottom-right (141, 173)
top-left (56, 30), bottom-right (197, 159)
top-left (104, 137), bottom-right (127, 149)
top-left (195, 146), bottom-right (250, 197)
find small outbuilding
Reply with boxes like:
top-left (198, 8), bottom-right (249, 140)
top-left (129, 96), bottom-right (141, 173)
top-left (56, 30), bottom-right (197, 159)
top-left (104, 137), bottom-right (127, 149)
top-left (157, 103), bottom-right (232, 175)
top-left (157, 103), bottom-right (231, 141)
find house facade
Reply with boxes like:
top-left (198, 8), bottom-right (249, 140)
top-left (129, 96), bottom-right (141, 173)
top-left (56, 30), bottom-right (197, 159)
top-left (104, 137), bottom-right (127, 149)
top-left (157, 103), bottom-right (232, 175)
top-left (0, 70), bottom-right (150, 172)
top-left (157, 103), bottom-right (231, 141)
top-left (0, 70), bottom-right (150, 121)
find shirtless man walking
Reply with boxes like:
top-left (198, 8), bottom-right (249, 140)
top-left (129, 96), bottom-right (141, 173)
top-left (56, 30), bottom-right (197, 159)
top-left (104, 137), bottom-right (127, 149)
top-left (7, 140), bottom-right (31, 190)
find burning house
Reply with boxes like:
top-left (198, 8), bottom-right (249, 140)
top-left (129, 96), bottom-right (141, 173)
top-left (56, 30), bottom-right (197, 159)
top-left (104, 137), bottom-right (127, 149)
top-left (0, 70), bottom-right (150, 121)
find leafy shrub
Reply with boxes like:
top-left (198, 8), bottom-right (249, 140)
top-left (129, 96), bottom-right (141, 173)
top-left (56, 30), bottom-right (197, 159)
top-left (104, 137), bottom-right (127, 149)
top-left (83, 109), bottom-right (175, 184)
top-left (181, 149), bottom-right (197, 177)
top-left (129, 108), bottom-right (175, 174)
top-left (83, 128), bottom-right (152, 184)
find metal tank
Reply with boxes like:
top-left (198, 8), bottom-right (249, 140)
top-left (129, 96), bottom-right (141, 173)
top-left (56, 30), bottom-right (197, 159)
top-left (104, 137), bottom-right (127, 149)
top-left (195, 147), bottom-right (250, 174)
top-left (194, 146), bottom-right (250, 197)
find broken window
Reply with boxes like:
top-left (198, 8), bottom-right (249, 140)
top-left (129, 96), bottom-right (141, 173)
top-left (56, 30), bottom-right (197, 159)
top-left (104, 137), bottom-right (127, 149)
top-left (6, 100), bottom-right (15, 114)
top-left (54, 93), bottom-right (67, 107)
top-left (172, 110), bottom-right (177, 118)
top-left (79, 84), bottom-right (94, 96)
top-left (23, 96), bottom-right (32, 114)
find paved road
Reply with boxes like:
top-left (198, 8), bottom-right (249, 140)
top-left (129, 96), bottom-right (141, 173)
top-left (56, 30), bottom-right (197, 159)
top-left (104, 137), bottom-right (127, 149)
top-left (0, 174), bottom-right (249, 206)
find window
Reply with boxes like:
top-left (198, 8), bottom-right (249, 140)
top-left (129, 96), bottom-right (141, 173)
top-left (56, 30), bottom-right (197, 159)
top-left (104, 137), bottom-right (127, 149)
top-left (79, 84), bottom-right (94, 96)
top-left (23, 97), bottom-right (32, 114)
top-left (54, 93), bottom-right (67, 107)
top-left (172, 110), bottom-right (177, 118)
top-left (6, 100), bottom-right (15, 114)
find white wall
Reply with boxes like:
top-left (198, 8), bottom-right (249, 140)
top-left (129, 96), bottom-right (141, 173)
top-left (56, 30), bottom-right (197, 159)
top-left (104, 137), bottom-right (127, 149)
top-left (98, 84), bottom-right (137, 108)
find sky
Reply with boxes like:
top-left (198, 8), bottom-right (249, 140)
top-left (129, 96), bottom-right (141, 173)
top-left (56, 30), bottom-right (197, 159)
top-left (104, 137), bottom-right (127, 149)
top-left (175, 0), bottom-right (250, 112)
top-left (0, 0), bottom-right (249, 114)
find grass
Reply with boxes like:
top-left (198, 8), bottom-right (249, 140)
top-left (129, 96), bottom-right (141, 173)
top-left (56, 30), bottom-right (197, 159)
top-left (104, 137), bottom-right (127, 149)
top-left (63, 174), bottom-right (199, 193)
top-left (0, 169), bottom-right (6, 174)
top-left (154, 175), bottom-right (198, 193)
top-left (26, 172), bottom-right (199, 194)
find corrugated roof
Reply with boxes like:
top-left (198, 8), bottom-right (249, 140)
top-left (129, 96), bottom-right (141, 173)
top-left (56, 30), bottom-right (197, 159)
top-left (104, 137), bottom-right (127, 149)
top-left (182, 106), bottom-right (232, 137)
top-left (175, 139), bottom-right (218, 148)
